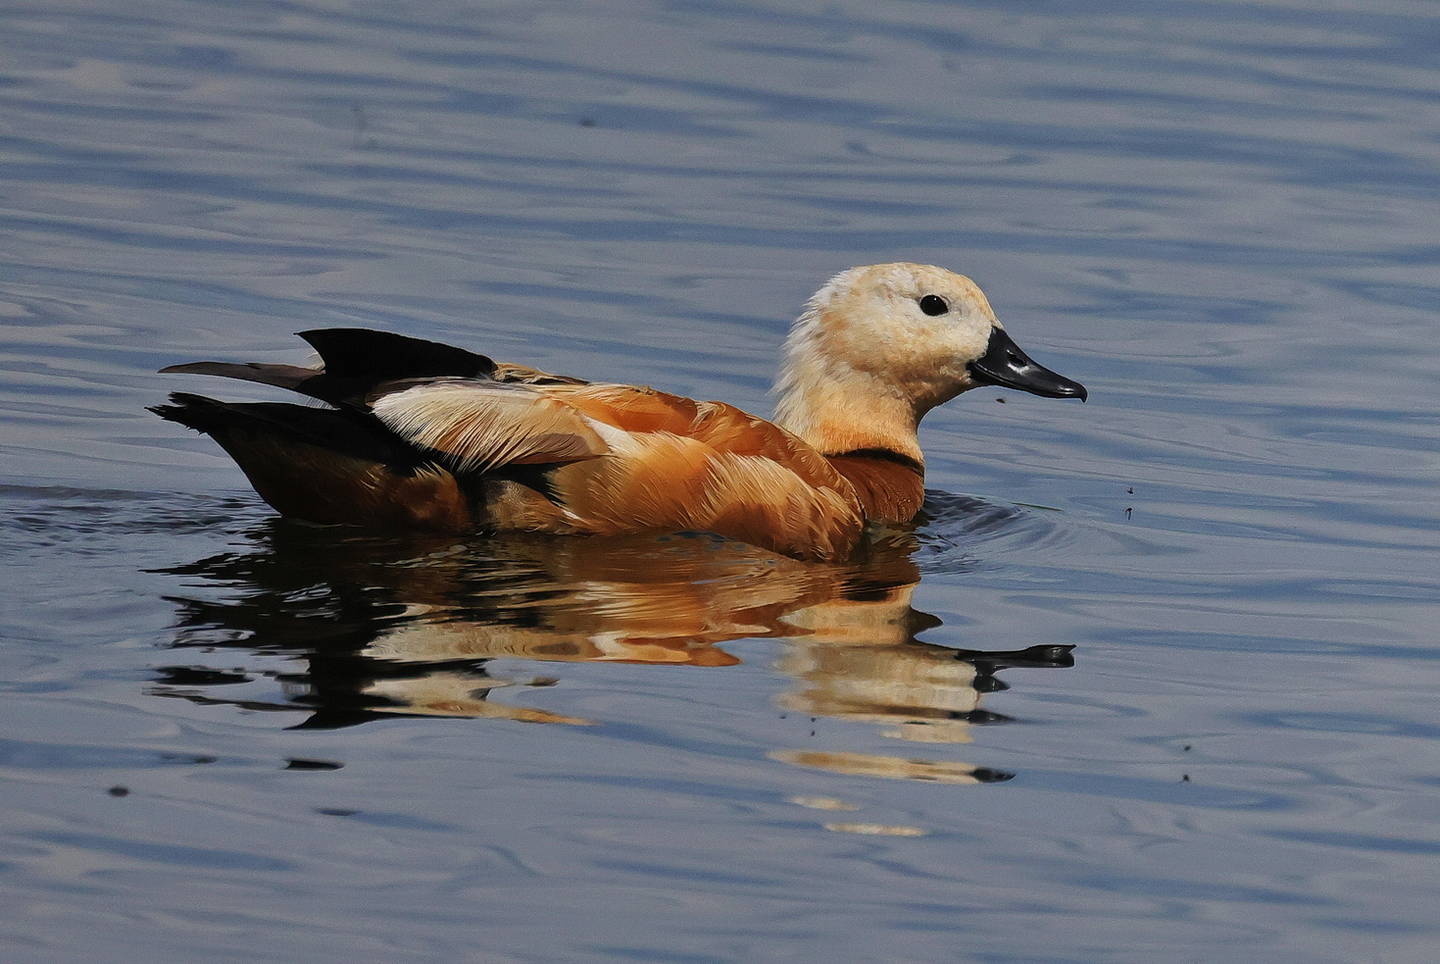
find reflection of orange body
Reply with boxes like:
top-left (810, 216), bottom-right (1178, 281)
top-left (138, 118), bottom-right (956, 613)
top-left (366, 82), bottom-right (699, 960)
top-left (158, 523), bottom-right (1071, 780)
top-left (359, 532), bottom-right (922, 669)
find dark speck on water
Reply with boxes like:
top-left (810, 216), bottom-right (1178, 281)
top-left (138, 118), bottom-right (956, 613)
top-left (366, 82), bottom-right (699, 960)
top-left (285, 758), bottom-right (343, 771)
top-left (2, 0), bottom-right (1438, 959)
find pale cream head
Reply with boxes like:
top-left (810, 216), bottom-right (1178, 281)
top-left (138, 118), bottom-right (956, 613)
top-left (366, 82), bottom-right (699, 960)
top-left (773, 262), bottom-right (1008, 463)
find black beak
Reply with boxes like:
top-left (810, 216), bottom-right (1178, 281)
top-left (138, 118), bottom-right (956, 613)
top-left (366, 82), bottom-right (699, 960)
top-left (967, 328), bottom-right (1087, 401)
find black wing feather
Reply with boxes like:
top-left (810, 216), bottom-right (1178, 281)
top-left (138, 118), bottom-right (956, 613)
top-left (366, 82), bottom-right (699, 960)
top-left (298, 329), bottom-right (496, 380)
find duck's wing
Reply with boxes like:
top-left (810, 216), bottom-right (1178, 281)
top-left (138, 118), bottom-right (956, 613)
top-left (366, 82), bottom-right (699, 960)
top-left (531, 384), bottom-right (864, 559)
top-left (366, 378), bottom-right (608, 473)
top-left (491, 362), bottom-right (589, 386)
top-left (298, 328), bottom-right (496, 381)
top-left (160, 328), bottom-right (588, 405)
top-left (298, 328), bottom-right (589, 390)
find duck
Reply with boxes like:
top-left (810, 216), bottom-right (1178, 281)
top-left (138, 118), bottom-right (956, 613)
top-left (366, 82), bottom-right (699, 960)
top-left (152, 262), bottom-right (1085, 560)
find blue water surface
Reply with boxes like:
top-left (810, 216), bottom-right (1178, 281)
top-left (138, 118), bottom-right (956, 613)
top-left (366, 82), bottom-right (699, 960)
top-left (2, 0), bottom-right (1439, 959)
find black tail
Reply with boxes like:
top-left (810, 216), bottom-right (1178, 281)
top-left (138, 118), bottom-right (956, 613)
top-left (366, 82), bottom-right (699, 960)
top-left (150, 391), bottom-right (267, 435)
top-left (149, 392), bottom-right (412, 465)
top-left (148, 393), bottom-right (472, 530)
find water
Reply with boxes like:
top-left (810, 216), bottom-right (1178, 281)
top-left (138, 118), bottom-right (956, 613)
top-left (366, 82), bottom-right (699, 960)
top-left (3, 0), bottom-right (1439, 958)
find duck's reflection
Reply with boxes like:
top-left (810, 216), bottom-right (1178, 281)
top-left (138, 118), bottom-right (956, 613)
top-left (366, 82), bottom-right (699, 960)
top-left (156, 517), bottom-right (1072, 779)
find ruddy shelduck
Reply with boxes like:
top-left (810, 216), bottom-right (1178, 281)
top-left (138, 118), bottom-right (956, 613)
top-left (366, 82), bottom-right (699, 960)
top-left (153, 263), bottom-right (1085, 560)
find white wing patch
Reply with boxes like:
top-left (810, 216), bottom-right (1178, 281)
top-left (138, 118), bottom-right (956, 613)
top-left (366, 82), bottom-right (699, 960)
top-left (371, 380), bottom-right (608, 473)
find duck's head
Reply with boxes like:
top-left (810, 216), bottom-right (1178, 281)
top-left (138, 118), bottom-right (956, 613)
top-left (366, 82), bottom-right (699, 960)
top-left (774, 263), bottom-right (1086, 462)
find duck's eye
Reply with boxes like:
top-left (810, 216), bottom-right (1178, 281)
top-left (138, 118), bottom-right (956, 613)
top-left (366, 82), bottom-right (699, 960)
top-left (919, 294), bottom-right (949, 316)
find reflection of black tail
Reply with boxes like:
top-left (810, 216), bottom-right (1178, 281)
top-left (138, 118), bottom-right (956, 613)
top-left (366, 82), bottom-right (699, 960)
top-left (960, 643), bottom-right (1075, 702)
top-left (956, 643), bottom-right (1075, 668)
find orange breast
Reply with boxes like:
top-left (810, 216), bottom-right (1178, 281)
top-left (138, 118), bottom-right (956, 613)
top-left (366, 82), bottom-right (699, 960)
top-left (825, 454), bottom-right (926, 525)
